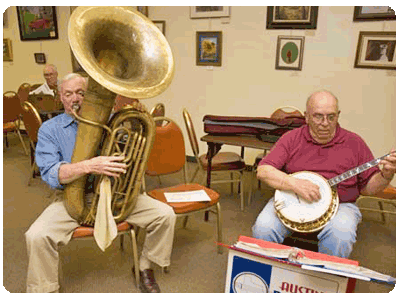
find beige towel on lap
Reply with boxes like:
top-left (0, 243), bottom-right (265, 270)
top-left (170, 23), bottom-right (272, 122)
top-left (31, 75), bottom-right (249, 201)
top-left (94, 177), bottom-right (117, 251)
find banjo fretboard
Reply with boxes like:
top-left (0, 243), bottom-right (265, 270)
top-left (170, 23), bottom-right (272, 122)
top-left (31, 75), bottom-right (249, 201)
top-left (328, 153), bottom-right (391, 187)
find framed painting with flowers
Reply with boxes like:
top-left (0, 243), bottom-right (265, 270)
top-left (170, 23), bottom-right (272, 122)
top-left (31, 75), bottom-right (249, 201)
top-left (196, 31), bottom-right (222, 66)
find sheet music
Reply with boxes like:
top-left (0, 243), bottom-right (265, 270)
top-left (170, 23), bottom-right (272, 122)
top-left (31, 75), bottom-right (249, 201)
top-left (164, 190), bottom-right (211, 203)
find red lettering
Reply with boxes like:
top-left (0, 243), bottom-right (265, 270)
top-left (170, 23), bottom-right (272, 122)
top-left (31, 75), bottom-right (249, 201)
top-left (281, 282), bottom-right (289, 292)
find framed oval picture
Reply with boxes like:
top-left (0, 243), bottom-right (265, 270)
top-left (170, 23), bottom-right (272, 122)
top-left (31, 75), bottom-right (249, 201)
top-left (275, 36), bottom-right (305, 71)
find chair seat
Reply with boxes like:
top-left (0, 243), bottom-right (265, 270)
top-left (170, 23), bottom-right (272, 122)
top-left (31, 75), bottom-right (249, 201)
top-left (147, 183), bottom-right (220, 214)
top-left (72, 221), bottom-right (131, 238)
top-left (199, 152), bottom-right (246, 171)
top-left (373, 185), bottom-right (396, 199)
top-left (3, 122), bottom-right (17, 132)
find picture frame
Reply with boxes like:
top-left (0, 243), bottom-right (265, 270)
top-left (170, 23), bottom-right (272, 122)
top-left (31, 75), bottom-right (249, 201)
top-left (190, 7), bottom-right (230, 19)
top-left (16, 6), bottom-right (58, 41)
top-left (3, 38), bottom-right (13, 62)
top-left (353, 6), bottom-right (395, 21)
top-left (137, 6), bottom-right (149, 17)
top-left (34, 53), bottom-right (46, 64)
top-left (266, 6), bottom-right (318, 29)
top-left (275, 36), bottom-right (305, 71)
top-left (196, 31), bottom-right (222, 67)
top-left (153, 20), bottom-right (166, 35)
top-left (354, 31), bottom-right (396, 70)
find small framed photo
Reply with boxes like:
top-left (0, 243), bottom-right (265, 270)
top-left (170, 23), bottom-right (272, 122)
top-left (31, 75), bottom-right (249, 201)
top-left (190, 7), bottom-right (230, 19)
top-left (354, 31), bottom-right (396, 70)
top-left (153, 20), bottom-right (166, 35)
top-left (267, 6), bottom-right (318, 29)
top-left (275, 36), bottom-right (305, 71)
top-left (16, 6), bottom-right (58, 41)
top-left (34, 53), bottom-right (46, 64)
top-left (3, 38), bottom-right (13, 61)
top-left (353, 6), bottom-right (395, 21)
top-left (196, 31), bottom-right (222, 67)
top-left (137, 6), bottom-right (149, 17)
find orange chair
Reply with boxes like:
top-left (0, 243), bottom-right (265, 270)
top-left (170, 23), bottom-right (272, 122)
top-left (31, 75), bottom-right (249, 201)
top-left (70, 221), bottom-right (141, 286)
top-left (17, 83), bottom-right (31, 105)
top-left (21, 102), bottom-right (43, 185)
top-left (3, 91), bottom-right (29, 155)
top-left (248, 106), bottom-right (304, 204)
top-left (145, 116), bottom-right (223, 253)
top-left (182, 108), bottom-right (246, 210)
top-left (356, 185), bottom-right (396, 223)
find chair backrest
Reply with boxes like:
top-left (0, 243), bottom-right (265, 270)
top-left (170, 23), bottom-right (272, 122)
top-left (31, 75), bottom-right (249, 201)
top-left (3, 91), bottom-right (22, 124)
top-left (270, 106), bottom-right (304, 119)
top-left (149, 103), bottom-right (165, 118)
top-left (21, 101), bottom-right (42, 144)
top-left (17, 83), bottom-right (31, 105)
top-left (145, 116), bottom-right (187, 179)
top-left (182, 108), bottom-right (200, 158)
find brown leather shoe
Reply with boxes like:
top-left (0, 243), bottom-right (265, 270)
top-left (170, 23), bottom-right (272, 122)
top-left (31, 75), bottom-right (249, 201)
top-left (139, 269), bottom-right (161, 293)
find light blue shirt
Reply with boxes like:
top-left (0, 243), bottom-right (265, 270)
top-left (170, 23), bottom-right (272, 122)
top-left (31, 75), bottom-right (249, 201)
top-left (35, 113), bottom-right (78, 189)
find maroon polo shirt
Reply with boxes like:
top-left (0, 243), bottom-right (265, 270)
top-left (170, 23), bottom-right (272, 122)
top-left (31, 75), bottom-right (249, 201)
top-left (259, 124), bottom-right (380, 203)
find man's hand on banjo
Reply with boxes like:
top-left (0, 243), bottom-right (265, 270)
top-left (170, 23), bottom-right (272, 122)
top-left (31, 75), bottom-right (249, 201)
top-left (291, 178), bottom-right (321, 203)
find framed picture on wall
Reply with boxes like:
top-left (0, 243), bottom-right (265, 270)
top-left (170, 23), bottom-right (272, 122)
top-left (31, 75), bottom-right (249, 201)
top-left (266, 6), bottom-right (318, 29)
top-left (153, 20), bottom-right (166, 35)
top-left (275, 36), bottom-right (305, 71)
top-left (34, 53), bottom-right (46, 64)
top-left (3, 38), bottom-right (13, 61)
top-left (353, 6), bottom-right (395, 21)
top-left (16, 6), bottom-right (58, 41)
top-left (354, 31), bottom-right (396, 70)
top-left (137, 6), bottom-right (149, 17)
top-left (196, 31), bottom-right (222, 66)
top-left (190, 7), bottom-right (230, 19)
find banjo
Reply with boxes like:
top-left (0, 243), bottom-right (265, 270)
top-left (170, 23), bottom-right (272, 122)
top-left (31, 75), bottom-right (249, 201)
top-left (274, 153), bottom-right (392, 233)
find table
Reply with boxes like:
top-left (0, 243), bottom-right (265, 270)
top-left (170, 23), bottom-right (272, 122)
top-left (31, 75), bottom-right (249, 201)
top-left (200, 134), bottom-right (275, 188)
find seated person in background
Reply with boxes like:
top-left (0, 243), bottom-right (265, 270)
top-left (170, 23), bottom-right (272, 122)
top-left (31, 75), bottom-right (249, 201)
top-left (29, 64), bottom-right (59, 97)
top-left (25, 73), bottom-right (176, 293)
top-left (252, 90), bottom-right (396, 258)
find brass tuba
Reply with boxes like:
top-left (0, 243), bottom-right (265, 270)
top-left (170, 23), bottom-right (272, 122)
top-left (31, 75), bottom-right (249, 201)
top-left (64, 6), bottom-right (174, 225)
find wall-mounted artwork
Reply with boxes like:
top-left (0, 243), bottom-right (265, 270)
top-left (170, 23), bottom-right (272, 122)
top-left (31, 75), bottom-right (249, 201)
top-left (196, 31), bottom-right (222, 67)
top-left (34, 53), bottom-right (46, 64)
top-left (267, 6), bottom-right (318, 29)
top-left (3, 38), bottom-right (13, 61)
top-left (190, 7), bottom-right (230, 19)
top-left (275, 36), bottom-right (305, 71)
top-left (137, 6), bottom-right (149, 17)
top-left (353, 6), bottom-right (395, 21)
top-left (354, 31), bottom-right (396, 70)
top-left (16, 6), bottom-right (58, 41)
top-left (153, 20), bottom-right (166, 35)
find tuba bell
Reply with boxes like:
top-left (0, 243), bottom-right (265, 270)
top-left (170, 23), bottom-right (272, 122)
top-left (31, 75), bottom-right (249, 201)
top-left (64, 6), bottom-right (174, 225)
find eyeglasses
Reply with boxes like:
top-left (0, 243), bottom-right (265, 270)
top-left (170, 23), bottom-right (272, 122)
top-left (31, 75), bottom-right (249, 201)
top-left (312, 113), bottom-right (338, 124)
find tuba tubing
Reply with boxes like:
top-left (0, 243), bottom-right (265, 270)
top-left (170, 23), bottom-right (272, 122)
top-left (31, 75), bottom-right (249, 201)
top-left (64, 6), bottom-right (174, 225)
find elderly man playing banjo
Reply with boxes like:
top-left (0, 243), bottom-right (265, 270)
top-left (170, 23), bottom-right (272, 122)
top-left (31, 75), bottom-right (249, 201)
top-left (252, 90), bottom-right (396, 258)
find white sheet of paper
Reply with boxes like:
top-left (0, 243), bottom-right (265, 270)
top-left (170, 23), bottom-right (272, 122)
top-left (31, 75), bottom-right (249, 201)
top-left (164, 190), bottom-right (211, 203)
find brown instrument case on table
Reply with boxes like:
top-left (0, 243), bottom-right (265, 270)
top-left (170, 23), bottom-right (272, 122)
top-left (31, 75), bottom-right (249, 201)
top-left (203, 115), bottom-right (306, 142)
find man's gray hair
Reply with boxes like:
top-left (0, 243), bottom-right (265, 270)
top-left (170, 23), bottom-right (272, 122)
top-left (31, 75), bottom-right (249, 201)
top-left (58, 73), bottom-right (88, 92)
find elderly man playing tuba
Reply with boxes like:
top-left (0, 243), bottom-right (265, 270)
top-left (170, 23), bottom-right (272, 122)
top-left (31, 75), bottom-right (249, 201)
top-left (25, 73), bottom-right (176, 293)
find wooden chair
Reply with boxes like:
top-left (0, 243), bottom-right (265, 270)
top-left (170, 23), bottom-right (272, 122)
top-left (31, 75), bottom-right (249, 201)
top-left (145, 116), bottom-right (223, 254)
top-left (69, 221), bottom-right (141, 286)
top-left (3, 91), bottom-right (29, 155)
top-left (248, 106), bottom-right (304, 205)
top-left (20, 101), bottom-right (43, 185)
top-left (182, 108), bottom-right (247, 211)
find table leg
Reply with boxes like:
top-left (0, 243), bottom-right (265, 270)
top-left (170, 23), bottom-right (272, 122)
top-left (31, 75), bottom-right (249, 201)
top-left (205, 142), bottom-right (221, 221)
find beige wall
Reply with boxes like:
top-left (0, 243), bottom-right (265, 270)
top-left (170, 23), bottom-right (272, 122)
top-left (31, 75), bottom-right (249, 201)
top-left (3, 6), bottom-right (396, 184)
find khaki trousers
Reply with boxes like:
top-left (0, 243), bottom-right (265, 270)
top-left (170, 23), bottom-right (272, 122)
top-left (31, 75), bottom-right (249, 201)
top-left (25, 193), bottom-right (176, 293)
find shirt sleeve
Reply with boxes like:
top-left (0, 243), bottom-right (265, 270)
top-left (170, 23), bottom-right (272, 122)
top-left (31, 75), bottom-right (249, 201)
top-left (35, 124), bottom-right (66, 189)
top-left (258, 131), bottom-right (292, 171)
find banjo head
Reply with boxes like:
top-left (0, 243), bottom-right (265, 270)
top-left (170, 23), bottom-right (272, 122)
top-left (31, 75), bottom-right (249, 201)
top-left (274, 171), bottom-right (339, 233)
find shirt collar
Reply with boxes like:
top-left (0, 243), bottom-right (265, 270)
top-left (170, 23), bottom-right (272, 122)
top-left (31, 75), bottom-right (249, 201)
top-left (59, 113), bottom-right (77, 128)
top-left (303, 124), bottom-right (345, 147)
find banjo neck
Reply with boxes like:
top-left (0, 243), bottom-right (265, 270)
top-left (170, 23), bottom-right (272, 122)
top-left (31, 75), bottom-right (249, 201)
top-left (327, 153), bottom-right (391, 187)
